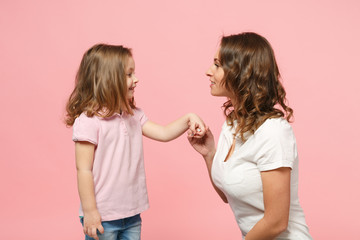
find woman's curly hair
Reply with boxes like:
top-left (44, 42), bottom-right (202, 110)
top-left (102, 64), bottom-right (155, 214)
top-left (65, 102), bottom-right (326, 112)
top-left (220, 32), bottom-right (293, 141)
top-left (65, 44), bottom-right (135, 127)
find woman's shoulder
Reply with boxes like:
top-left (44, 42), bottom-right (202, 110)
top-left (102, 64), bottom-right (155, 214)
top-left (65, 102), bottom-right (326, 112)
top-left (259, 117), bottom-right (292, 132)
top-left (253, 117), bottom-right (298, 170)
top-left (255, 117), bottom-right (295, 141)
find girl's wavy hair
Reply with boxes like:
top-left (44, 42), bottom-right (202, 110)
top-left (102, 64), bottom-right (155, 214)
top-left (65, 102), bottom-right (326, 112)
top-left (65, 44), bottom-right (135, 126)
top-left (220, 32), bottom-right (293, 141)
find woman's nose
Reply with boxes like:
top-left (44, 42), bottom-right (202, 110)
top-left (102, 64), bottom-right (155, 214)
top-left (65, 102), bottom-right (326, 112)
top-left (206, 67), bottom-right (213, 76)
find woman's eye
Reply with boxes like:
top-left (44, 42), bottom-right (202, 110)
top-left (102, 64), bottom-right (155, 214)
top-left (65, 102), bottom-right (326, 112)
top-left (214, 63), bottom-right (219, 68)
top-left (127, 73), bottom-right (132, 77)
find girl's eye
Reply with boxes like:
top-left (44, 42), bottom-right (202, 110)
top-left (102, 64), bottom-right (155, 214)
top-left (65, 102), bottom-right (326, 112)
top-left (127, 73), bottom-right (132, 77)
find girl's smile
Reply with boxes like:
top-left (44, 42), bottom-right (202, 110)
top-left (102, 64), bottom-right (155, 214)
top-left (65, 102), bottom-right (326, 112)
top-left (126, 57), bottom-right (138, 99)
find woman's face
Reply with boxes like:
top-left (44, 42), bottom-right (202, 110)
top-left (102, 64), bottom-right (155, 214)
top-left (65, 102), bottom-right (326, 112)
top-left (206, 48), bottom-right (232, 98)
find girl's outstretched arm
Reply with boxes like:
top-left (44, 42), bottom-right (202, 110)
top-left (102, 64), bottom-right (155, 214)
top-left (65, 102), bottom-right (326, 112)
top-left (142, 113), bottom-right (206, 142)
top-left (75, 142), bottom-right (104, 240)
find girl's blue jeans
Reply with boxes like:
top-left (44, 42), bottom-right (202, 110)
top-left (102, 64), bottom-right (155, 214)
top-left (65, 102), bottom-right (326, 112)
top-left (80, 214), bottom-right (142, 240)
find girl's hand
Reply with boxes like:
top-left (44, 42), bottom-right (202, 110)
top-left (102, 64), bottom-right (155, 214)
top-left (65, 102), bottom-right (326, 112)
top-left (187, 113), bottom-right (207, 138)
top-left (187, 127), bottom-right (216, 159)
top-left (83, 210), bottom-right (104, 240)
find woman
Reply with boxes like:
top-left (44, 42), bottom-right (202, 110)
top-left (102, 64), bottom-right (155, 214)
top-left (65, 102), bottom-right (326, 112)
top-left (188, 32), bottom-right (312, 239)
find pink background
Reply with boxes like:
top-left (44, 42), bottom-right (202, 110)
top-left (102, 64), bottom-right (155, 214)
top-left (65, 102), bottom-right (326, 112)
top-left (1, 0), bottom-right (359, 239)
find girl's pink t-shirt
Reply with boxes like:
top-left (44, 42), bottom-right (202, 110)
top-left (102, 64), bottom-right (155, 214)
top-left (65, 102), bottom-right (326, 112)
top-left (72, 108), bottom-right (149, 221)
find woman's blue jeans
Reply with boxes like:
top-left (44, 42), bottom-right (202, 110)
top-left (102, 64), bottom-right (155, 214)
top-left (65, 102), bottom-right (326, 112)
top-left (80, 214), bottom-right (142, 240)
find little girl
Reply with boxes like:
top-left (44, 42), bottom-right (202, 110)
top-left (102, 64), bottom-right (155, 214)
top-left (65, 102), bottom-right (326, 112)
top-left (65, 44), bottom-right (206, 240)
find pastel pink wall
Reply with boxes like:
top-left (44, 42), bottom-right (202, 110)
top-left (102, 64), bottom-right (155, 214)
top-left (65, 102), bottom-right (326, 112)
top-left (1, 0), bottom-right (359, 239)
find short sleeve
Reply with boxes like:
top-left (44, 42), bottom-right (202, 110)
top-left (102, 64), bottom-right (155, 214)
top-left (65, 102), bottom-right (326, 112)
top-left (255, 119), bottom-right (297, 172)
top-left (72, 113), bottom-right (99, 145)
top-left (135, 108), bottom-right (148, 126)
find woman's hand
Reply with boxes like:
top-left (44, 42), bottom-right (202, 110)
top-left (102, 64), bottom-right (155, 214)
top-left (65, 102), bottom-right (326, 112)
top-left (188, 128), bottom-right (228, 203)
top-left (187, 127), bottom-right (216, 160)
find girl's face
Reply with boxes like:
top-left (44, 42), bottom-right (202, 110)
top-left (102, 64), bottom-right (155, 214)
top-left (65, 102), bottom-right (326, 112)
top-left (206, 48), bottom-right (232, 98)
top-left (126, 57), bottom-right (138, 100)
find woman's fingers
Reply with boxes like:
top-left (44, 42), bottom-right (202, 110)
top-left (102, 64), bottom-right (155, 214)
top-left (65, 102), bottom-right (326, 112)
top-left (187, 129), bottom-right (195, 137)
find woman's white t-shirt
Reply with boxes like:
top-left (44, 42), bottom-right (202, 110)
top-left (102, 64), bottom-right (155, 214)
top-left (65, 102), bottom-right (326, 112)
top-left (211, 118), bottom-right (312, 239)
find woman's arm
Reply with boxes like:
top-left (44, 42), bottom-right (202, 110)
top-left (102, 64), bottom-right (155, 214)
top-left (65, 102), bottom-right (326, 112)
top-left (142, 113), bottom-right (206, 142)
top-left (188, 128), bottom-right (228, 203)
top-left (75, 142), bottom-right (104, 240)
top-left (245, 167), bottom-right (291, 240)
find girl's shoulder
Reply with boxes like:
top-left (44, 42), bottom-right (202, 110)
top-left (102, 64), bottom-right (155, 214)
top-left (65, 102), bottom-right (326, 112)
top-left (72, 112), bottom-right (100, 144)
top-left (132, 107), bottom-right (145, 115)
top-left (74, 112), bottom-right (101, 128)
top-left (77, 112), bottom-right (101, 120)
top-left (129, 107), bottom-right (148, 126)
